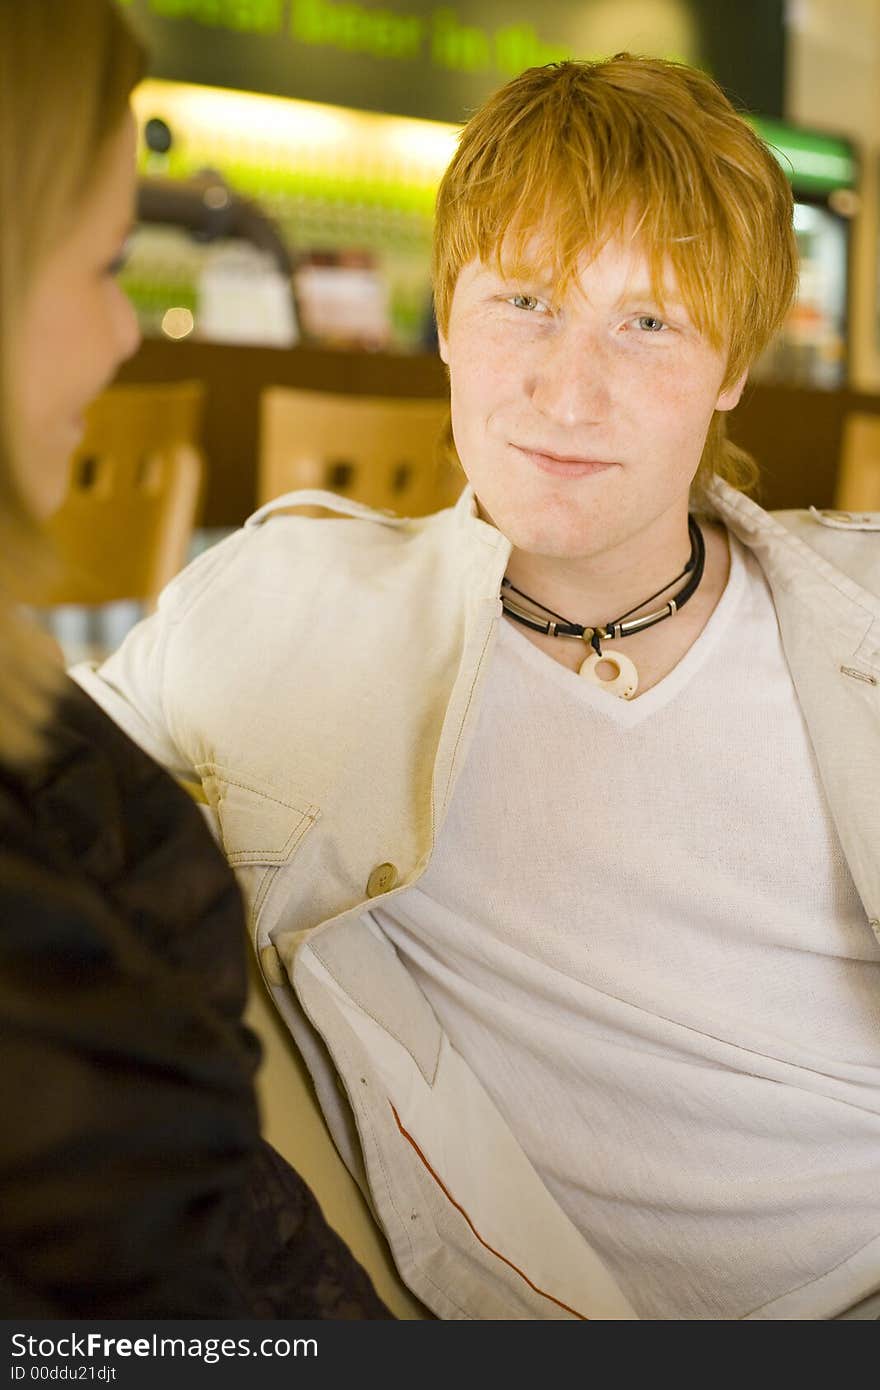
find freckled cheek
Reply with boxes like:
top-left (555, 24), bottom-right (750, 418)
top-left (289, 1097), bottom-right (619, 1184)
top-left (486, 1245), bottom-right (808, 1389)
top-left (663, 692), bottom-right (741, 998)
top-left (450, 339), bottom-right (522, 435)
top-left (450, 380), bottom-right (489, 441)
top-left (632, 369), bottom-right (718, 437)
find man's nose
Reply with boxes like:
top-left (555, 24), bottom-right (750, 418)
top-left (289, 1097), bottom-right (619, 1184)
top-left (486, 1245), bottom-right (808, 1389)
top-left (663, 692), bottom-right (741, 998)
top-left (528, 324), bottom-right (611, 428)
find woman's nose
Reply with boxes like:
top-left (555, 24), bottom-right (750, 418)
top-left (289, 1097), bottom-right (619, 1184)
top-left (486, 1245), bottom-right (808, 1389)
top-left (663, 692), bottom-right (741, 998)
top-left (115, 285), bottom-right (142, 365)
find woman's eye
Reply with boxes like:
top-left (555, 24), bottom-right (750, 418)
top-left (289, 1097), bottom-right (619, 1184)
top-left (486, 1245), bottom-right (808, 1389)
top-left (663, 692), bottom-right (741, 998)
top-left (106, 242), bottom-right (131, 277)
top-left (636, 315), bottom-right (666, 332)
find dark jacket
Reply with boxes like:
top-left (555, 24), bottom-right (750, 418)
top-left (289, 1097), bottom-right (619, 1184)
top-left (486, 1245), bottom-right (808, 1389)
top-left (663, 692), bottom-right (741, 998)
top-left (0, 681), bottom-right (389, 1318)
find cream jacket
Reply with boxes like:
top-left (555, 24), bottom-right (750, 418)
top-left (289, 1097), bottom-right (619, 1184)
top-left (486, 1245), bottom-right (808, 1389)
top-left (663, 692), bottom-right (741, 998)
top-left (72, 478), bottom-right (880, 1321)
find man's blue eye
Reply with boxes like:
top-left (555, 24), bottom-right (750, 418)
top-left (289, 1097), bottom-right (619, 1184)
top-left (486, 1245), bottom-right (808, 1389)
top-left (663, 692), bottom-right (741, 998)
top-left (512, 294), bottom-right (540, 311)
top-left (637, 315), bottom-right (665, 332)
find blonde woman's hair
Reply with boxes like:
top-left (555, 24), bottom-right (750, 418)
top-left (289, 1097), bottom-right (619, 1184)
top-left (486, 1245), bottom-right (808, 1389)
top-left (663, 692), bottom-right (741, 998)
top-left (0, 0), bottom-right (145, 767)
top-left (432, 55), bottom-right (798, 509)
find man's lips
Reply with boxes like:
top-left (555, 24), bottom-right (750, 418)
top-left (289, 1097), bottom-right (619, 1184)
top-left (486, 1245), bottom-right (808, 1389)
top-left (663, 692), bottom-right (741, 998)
top-left (512, 444), bottom-right (618, 478)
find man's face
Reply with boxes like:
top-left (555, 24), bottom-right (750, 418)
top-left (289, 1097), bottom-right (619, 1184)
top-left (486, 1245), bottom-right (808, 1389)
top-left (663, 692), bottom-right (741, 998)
top-left (438, 235), bottom-right (746, 563)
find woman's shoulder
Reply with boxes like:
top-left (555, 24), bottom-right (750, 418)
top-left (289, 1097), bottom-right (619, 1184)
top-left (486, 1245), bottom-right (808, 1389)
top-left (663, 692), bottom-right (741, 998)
top-left (0, 680), bottom-right (249, 1017)
top-left (0, 683), bottom-right (262, 1318)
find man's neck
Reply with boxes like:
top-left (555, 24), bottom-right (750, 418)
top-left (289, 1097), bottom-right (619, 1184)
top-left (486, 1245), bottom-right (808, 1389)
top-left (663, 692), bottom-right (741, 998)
top-left (501, 520), bottom-right (732, 697)
top-left (502, 513), bottom-right (698, 633)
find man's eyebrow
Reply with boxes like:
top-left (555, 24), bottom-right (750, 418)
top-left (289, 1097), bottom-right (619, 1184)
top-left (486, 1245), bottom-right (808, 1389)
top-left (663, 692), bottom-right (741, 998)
top-left (616, 287), bottom-right (689, 313)
top-left (489, 263), bottom-right (555, 288)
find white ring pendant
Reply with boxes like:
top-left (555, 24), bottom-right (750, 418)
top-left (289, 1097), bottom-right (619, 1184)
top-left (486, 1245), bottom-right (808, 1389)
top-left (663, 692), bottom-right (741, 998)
top-left (579, 648), bottom-right (639, 700)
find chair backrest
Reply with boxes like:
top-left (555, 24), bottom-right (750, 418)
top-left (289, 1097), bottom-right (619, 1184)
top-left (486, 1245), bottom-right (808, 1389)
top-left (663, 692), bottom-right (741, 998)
top-left (37, 381), bottom-right (205, 606)
top-left (834, 412), bottom-right (880, 512)
top-left (258, 385), bottom-right (459, 516)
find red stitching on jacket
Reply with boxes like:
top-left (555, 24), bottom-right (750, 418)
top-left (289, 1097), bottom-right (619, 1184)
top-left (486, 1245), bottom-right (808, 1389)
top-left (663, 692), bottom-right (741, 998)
top-left (390, 1102), bottom-right (588, 1320)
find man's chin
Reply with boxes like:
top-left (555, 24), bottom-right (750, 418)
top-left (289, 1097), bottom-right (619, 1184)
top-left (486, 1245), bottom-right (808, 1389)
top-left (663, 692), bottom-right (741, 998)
top-left (495, 521), bottom-right (602, 562)
top-left (467, 484), bottom-right (605, 559)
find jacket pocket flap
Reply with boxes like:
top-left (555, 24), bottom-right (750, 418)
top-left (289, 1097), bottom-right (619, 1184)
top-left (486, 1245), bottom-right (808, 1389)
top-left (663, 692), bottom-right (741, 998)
top-left (197, 766), bottom-right (320, 866)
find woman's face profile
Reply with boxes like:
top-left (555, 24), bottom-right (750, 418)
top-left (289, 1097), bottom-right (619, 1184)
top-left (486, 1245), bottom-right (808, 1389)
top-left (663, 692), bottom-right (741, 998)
top-left (15, 110), bottom-right (141, 515)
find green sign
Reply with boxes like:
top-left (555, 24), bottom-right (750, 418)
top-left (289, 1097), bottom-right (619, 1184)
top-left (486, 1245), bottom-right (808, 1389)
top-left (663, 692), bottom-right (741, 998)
top-left (118, 0), bottom-right (786, 124)
top-left (750, 117), bottom-right (857, 195)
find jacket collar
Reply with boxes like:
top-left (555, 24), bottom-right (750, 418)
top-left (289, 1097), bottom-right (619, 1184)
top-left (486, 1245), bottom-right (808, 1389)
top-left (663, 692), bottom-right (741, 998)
top-left (703, 476), bottom-right (880, 646)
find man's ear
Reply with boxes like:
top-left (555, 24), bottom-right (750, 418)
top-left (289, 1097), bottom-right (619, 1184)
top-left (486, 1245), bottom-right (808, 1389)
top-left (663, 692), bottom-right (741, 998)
top-left (716, 370), bottom-right (748, 413)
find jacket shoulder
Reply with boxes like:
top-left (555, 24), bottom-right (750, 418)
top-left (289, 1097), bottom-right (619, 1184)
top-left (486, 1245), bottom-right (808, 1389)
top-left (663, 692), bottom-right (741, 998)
top-left (246, 487), bottom-right (408, 530)
top-left (771, 505), bottom-right (880, 596)
top-left (771, 505), bottom-right (880, 540)
top-left (236, 488), bottom-right (458, 571)
top-left (152, 492), bottom-right (457, 628)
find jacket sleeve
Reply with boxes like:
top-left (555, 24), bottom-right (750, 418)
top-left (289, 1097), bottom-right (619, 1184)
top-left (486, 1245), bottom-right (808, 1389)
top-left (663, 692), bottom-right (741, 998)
top-left (0, 852), bottom-right (261, 1318)
top-left (69, 529), bottom-right (248, 783)
top-left (70, 614), bottom-right (187, 779)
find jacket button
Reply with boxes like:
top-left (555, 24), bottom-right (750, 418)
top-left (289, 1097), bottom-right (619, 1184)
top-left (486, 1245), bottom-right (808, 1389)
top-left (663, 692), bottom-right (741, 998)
top-left (869, 919), bottom-right (880, 944)
top-left (260, 944), bottom-right (287, 985)
top-left (366, 862), bottom-right (399, 897)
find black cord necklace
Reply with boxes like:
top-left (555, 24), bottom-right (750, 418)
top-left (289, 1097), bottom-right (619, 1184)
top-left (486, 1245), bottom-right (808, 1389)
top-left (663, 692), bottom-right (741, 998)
top-left (500, 514), bottom-right (705, 700)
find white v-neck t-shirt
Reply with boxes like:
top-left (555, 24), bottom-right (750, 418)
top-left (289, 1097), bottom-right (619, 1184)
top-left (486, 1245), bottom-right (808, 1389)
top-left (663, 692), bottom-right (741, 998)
top-left (371, 530), bottom-right (880, 1319)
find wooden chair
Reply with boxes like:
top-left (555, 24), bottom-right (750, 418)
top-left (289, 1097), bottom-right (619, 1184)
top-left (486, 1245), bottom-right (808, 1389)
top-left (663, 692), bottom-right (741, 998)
top-left (35, 381), bottom-right (205, 607)
top-left (833, 412), bottom-right (880, 512)
top-left (258, 385), bottom-right (460, 516)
